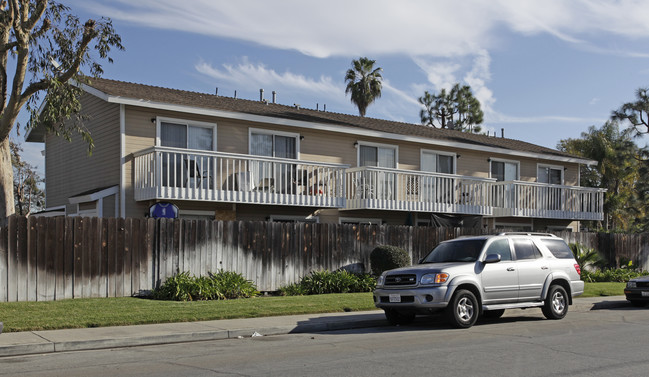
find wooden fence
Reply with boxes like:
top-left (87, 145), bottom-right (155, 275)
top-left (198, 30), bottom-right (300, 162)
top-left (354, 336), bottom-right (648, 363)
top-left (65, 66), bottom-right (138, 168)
top-left (1, 215), bottom-right (648, 302)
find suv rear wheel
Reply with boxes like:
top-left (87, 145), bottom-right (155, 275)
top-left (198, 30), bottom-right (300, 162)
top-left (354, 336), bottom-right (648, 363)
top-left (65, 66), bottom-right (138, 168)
top-left (384, 309), bottom-right (415, 325)
top-left (446, 289), bottom-right (479, 328)
top-left (542, 285), bottom-right (568, 319)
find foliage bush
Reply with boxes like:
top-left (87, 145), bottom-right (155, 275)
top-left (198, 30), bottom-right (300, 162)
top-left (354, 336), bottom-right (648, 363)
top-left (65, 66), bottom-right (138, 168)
top-left (152, 270), bottom-right (259, 301)
top-left (370, 245), bottom-right (411, 276)
top-left (279, 270), bottom-right (376, 296)
top-left (569, 243), bottom-right (604, 271)
top-left (581, 268), bottom-right (649, 283)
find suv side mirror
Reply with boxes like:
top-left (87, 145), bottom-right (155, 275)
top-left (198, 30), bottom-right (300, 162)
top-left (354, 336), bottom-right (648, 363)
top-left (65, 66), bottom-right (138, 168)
top-left (484, 254), bottom-right (502, 264)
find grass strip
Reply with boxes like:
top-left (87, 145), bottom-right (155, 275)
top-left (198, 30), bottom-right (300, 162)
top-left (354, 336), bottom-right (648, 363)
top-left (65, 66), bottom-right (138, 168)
top-left (0, 293), bottom-right (376, 332)
top-left (0, 282), bottom-right (627, 333)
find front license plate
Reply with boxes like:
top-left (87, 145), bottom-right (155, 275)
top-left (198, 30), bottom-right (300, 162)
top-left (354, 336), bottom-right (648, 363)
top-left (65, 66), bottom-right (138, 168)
top-left (642, 291), bottom-right (649, 297)
top-left (389, 294), bottom-right (401, 303)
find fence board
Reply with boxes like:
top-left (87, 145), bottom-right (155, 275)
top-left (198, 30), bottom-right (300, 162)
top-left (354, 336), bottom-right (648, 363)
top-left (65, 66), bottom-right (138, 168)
top-left (29, 216), bottom-right (38, 301)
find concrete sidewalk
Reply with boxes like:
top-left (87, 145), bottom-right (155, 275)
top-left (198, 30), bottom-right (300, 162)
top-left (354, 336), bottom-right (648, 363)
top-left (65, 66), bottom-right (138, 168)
top-left (0, 296), bottom-right (630, 357)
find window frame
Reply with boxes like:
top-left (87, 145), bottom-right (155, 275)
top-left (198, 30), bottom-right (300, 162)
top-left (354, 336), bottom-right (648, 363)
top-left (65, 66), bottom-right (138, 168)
top-left (248, 127), bottom-right (301, 159)
top-left (537, 163), bottom-right (564, 185)
top-left (155, 116), bottom-right (217, 151)
top-left (489, 158), bottom-right (520, 181)
top-left (420, 149), bottom-right (457, 174)
top-left (356, 141), bottom-right (398, 168)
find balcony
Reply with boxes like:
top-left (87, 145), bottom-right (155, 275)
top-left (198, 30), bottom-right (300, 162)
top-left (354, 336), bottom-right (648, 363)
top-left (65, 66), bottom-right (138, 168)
top-left (344, 167), bottom-right (495, 216)
top-left (492, 181), bottom-right (606, 221)
top-left (132, 148), bottom-right (606, 221)
top-left (133, 147), bottom-right (348, 208)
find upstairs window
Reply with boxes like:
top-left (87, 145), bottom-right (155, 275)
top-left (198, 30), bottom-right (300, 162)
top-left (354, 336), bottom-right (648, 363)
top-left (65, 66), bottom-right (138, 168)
top-left (538, 164), bottom-right (563, 185)
top-left (421, 150), bottom-right (455, 174)
top-left (491, 160), bottom-right (519, 181)
top-left (159, 120), bottom-right (215, 151)
top-left (249, 129), bottom-right (298, 159)
top-left (358, 143), bottom-right (396, 168)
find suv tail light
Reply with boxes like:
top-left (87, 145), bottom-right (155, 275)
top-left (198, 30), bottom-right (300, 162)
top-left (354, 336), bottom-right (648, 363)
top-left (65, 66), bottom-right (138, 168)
top-left (574, 263), bottom-right (581, 275)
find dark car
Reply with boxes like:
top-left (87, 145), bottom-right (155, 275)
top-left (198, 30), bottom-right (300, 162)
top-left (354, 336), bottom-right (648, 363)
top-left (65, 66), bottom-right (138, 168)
top-left (624, 275), bottom-right (649, 307)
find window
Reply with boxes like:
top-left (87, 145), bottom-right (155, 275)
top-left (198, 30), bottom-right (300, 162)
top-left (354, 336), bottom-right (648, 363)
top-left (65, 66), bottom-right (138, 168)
top-left (541, 239), bottom-right (574, 259)
top-left (421, 150), bottom-right (455, 174)
top-left (485, 239), bottom-right (512, 261)
top-left (538, 165), bottom-right (563, 185)
top-left (513, 239), bottom-right (542, 260)
top-left (491, 160), bottom-right (519, 181)
top-left (249, 130), bottom-right (298, 159)
top-left (357, 142), bottom-right (397, 200)
top-left (159, 120), bottom-right (215, 151)
top-left (157, 118), bottom-right (217, 189)
top-left (359, 144), bottom-right (396, 168)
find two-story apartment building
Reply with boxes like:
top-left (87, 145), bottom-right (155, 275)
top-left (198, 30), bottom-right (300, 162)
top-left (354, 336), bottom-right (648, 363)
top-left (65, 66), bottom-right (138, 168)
top-left (26, 78), bottom-right (605, 231)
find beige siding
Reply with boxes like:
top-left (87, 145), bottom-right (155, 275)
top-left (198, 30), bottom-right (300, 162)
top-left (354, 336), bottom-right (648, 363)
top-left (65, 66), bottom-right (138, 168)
top-left (45, 93), bottom-right (120, 208)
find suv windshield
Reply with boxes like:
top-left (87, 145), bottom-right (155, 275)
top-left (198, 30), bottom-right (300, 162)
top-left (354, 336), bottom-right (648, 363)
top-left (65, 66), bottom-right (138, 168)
top-left (421, 239), bottom-right (487, 263)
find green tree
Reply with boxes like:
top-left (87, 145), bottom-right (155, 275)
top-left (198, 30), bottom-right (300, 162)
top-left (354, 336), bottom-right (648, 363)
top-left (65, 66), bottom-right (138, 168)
top-left (611, 87), bottom-right (649, 137)
top-left (558, 122), bottom-right (647, 232)
top-left (11, 141), bottom-right (43, 215)
top-left (418, 83), bottom-right (483, 132)
top-left (0, 0), bottom-right (122, 225)
top-left (344, 57), bottom-right (382, 117)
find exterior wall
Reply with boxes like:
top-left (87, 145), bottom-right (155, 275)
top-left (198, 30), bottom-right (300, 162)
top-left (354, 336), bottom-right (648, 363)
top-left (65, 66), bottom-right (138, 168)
top-left (44, 93), bottom-right (120, 209)
top-left (118, 105), bottom-right (585, 221)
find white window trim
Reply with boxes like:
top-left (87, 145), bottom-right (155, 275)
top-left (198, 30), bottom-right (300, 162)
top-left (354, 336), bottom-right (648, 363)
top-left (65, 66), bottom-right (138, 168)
top-left (489, 158), bottom-right (520, 181)
top-left (420, 149), bottom-right (457, 174)
top-left (248, 127), bottom-right (301, 159)
top-left (269, 215), bottom-right (319, 223)
top-left (155, 116), bottom-right (217, 151)
top-left (339, 217), bottom-right (382, 225)
top-left (536, 163), bottom-right (564, 185)
top-left (355, 140), bottom-right (399, 168)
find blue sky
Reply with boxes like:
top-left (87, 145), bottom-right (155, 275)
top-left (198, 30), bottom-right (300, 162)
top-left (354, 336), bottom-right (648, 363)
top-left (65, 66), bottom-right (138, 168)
top-left (14, 0), bottom-right (649, 173)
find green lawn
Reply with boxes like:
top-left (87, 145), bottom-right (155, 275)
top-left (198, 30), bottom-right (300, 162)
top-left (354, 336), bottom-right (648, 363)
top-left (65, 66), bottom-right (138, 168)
top-left (582, 282), bottom-right (625, 298)
top-left (0, 282), bottom-right (627, 333)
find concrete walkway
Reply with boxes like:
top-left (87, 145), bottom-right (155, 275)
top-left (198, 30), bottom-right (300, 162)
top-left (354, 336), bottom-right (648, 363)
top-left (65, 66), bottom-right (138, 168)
top-left (0, 296), bottom-right (630, 357)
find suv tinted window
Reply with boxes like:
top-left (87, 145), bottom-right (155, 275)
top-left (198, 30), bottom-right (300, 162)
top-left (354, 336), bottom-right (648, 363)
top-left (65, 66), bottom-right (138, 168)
top-left (485, 239), bottom-right (512, 261)
top-left (541, 239), bottom-right (574, 259)
top-left (513, 239), bottom-right (542, 260)
top-left (422, 239), bottom-right (486, 263)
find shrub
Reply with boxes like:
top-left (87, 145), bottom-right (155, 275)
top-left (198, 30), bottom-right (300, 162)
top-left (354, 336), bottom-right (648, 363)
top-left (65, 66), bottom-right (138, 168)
top-left (153, 270), bottom-right (259, 301)
top-left (581, 268), bottom-right (649, 283)
top-left (370, 245), bottom-right (411, 276)
top-left (569, 243), bottom-right (603, 271)
top-left (279, 270), bottom-right (376, 296)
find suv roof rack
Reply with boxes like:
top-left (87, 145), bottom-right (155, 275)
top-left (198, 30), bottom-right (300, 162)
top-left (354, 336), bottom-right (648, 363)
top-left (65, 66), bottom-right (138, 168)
top-left (497, 232), bottom-right (558, 237)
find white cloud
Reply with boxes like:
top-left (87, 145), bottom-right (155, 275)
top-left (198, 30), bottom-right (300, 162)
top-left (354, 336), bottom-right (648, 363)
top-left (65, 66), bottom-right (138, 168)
top-left (195, 58), bottom-right (342, 98)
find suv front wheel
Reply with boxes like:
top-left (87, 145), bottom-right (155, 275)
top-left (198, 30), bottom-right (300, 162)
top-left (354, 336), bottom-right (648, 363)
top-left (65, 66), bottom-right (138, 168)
top-left (446, 289), bottom-right (479, 328)
top-left (542, 285), bottom-right (568, 319)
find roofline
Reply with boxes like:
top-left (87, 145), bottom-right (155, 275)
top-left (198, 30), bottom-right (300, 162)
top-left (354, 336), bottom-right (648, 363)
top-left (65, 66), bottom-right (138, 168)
top-left (30, 82), bottom-right (599, 166)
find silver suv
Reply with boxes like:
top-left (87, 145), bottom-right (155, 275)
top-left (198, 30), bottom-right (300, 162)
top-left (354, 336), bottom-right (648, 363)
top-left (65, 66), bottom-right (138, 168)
top-left (373, 233), bottom-right (584, 328)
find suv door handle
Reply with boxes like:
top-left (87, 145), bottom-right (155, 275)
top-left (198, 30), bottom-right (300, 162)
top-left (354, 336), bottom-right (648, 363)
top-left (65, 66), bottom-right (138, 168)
top-left (541, 266), bottom-right (549, 270)
top-left (507, 267), bottom-right (515, 271)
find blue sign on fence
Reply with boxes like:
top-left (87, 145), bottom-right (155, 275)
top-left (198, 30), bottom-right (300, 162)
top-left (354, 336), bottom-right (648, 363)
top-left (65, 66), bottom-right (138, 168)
top-left (149, 202), bottom-right (179, 219)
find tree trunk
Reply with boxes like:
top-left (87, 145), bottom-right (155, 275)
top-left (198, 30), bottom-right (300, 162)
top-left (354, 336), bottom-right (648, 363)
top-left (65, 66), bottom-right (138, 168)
top-left (0, 138), bottom-right (15, 226)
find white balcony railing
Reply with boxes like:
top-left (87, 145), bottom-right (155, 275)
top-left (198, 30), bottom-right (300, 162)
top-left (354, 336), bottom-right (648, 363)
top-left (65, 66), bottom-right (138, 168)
top-left (492, 181), bottom-right (606, 221)
top-left (345, 167), bottom-right (495, 215)
top-left (133, 147), bottom-right (348, 207)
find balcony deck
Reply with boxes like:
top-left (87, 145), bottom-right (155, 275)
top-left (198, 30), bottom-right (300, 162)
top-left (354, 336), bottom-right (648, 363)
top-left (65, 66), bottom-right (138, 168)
top-left (133, 147), bottom-right (348, 208)
top-left (133, 148), bottom-right (605, 221)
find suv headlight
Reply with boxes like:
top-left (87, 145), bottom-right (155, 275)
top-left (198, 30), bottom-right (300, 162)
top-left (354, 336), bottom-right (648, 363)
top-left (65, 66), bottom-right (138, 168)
top-left (627, 281), bottom-right (637, 288)
top-left (376, 275), bottom-right (385, 287)
top-left (421, 273), bottom-right (449, 285)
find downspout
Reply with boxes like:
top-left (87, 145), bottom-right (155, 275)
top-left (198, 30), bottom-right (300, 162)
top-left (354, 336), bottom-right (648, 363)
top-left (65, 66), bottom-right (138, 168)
top-left (120, 104), bottom-right (126, 218)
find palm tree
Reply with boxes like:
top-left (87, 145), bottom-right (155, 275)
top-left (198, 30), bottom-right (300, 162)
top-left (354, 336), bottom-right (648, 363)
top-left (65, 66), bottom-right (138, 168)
top-left (344, 57), bottom-right (383, 117)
